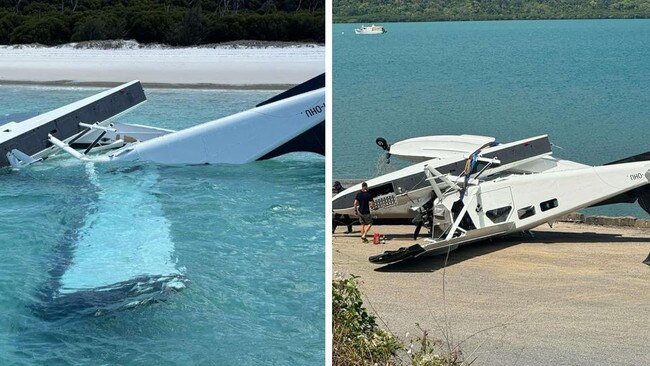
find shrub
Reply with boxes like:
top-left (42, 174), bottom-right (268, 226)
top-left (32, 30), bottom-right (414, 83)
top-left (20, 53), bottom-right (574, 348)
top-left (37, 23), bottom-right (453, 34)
top-left (177, 5), bottom-right (207, 45)
top-left (332, 275), bottom-right (402, 366)
top-left (9, 16), bottom-right (70, 45)
top-left (127, 11), bottom-right (177, 44)
top-left (0, 13), bottom-right (25, 44)
top-left (408, 324), bottom-right (464, 366)
top-left (71, 17), bottom-right (108, 41)
top-left (333, 275), bottom-right (468, 366)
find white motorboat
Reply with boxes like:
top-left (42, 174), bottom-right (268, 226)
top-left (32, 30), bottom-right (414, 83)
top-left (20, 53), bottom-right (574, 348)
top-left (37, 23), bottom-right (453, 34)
top-left (333, 134), bottom-right (650, 264)
top-left (354, 24), bottom-right (387, 35)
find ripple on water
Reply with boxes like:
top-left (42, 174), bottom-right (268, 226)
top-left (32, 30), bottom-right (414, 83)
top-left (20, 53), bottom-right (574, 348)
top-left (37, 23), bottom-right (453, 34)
top-left (0, 86), bottom-right (324, 364)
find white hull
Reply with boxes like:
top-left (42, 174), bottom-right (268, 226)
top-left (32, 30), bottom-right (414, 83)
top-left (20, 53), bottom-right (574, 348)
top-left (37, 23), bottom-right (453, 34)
top-left (107, 88), bottom-right (325, 165)
top-left (3, 77), bottom-right (326, 169)
top-left (354, 25), bottom-right (387, 35)
top-left (354, 29), bottom-right (385, 35)
top-left (413, 161), bottom-right (650, 256)
top-left (332, 134), bottom-right (650, 264)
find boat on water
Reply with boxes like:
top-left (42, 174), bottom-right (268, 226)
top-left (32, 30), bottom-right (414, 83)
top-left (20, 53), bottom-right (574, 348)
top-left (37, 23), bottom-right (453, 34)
top-left (354, 24), bottom-right (387, 35)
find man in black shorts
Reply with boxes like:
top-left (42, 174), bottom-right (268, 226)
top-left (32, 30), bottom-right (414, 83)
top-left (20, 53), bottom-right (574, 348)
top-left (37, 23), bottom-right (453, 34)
top-left (354, 182), bottom-right (375, 242)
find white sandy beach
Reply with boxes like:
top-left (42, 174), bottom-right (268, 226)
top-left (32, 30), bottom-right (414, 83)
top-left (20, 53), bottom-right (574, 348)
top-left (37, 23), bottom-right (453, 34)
top-left (0, 42), bottom-right (324, 87)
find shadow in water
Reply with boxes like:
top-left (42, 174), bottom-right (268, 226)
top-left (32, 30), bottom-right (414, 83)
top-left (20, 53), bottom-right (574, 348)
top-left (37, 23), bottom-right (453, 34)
top-left (375, 229), bottom-right (650, 273)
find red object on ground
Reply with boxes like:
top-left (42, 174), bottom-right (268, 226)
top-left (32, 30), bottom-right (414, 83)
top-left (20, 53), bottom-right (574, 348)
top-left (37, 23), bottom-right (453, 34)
top-left (372, 233), bottom-right (381, 245)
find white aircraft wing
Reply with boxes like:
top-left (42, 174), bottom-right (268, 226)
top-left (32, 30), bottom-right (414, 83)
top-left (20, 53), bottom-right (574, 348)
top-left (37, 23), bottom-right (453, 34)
top-left (388, 134), bottom-right (496, 162)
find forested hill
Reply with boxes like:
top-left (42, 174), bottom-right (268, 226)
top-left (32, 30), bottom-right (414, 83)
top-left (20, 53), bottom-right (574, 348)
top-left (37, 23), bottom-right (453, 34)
top-left (0, 0), bottom-right (324, 45)
top-left (334, 0), bottom-right (650, 23)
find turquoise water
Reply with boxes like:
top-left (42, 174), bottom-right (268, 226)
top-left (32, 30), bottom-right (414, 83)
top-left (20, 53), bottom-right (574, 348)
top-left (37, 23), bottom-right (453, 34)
top-left (334, 19), bottom-right (649, 217)
top-left (0, 86), bottom-right (324, 364)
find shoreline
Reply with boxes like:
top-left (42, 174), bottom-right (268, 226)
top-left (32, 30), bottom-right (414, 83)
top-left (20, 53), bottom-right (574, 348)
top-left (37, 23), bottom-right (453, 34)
top-left (333, 17), bottom-right (650, 24)
top-left (0, 80), bottom-right (293, 90)
top-left (0, 42), bottom-right (324, 87)
top-left (1, 40), bottom-right (324, 51)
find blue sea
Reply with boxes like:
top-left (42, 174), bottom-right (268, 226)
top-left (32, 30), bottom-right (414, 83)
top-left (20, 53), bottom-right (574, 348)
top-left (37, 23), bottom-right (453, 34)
top-left (334, 19), bottom-right (649, 217)
top-left (0, 86), bottom-right (324, 364)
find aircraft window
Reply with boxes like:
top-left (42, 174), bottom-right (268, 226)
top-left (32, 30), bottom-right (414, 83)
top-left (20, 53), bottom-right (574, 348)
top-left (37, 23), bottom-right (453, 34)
top-left (517, 206), bottom-right (536, 219)
top-left (369, 183), bottom-right (394, 196)
top-left (486, 206), bottom-right (512, 223)
top-left (540, 198), bottom-right (559, 212)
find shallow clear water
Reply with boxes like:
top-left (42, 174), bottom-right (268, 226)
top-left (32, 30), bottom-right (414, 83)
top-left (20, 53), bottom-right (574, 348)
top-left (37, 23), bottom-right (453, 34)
top-left (334, 19), bottom-right (649, 217)
top-left (0, 86), bottom-right (325, 364)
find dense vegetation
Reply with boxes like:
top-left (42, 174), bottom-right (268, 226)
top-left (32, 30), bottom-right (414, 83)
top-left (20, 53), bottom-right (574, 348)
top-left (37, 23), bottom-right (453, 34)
top-left (0, 0), bottom-right (324, 45)
top-left (333, 276), bottom-right (465, 366)
top-left (333, 276), bottom-right (402, 365)
top-left (334, 0), bottom-right (650, 23)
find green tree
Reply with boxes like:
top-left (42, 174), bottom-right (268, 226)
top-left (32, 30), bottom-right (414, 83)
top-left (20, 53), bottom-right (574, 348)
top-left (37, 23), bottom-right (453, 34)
top-left (0, 12), bottom-right (24, 44)
top-left (71, 16), bottom-right (107, 41)
top-left (10, 15), bottom-right (70, 45)
top-left (127, 11), bottom-right (175, 44)
top-left (177, 5), bottom-right (206, 45)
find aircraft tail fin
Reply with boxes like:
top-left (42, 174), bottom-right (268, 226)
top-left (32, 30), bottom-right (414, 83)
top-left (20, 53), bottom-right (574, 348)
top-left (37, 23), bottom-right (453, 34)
top-left (256, 73), bottom-right (325, 107)
top-left (593, 155), bottom-right (650, 214)
top-left (252, 74), bottom-right (326, 159)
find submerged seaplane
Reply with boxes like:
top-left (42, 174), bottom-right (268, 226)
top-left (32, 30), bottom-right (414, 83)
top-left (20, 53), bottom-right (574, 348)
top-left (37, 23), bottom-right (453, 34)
top-left (332, 134), bottom-right (650, 264)
top-left (0, 74), bottom-right (325, 169)
top-left (1, 76), bottom-right (324, 318)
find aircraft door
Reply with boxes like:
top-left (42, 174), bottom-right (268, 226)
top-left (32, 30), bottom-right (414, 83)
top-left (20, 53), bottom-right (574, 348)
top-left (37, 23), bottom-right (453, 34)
top-left (477, 186), bottom-right (515, 227)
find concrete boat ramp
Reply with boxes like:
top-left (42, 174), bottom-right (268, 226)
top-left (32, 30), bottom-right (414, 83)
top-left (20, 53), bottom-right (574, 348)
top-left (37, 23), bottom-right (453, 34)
top-left (333, 222), bottom-right (650, 365)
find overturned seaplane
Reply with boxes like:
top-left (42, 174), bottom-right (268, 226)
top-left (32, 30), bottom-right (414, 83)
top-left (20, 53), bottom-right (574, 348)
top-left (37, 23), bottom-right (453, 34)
top-left (1, 74), bottom-right (325, 169)
top-left (1, 76), bottom-right (324, 318)
top-left (332, 134), bottom-right (650, 264)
